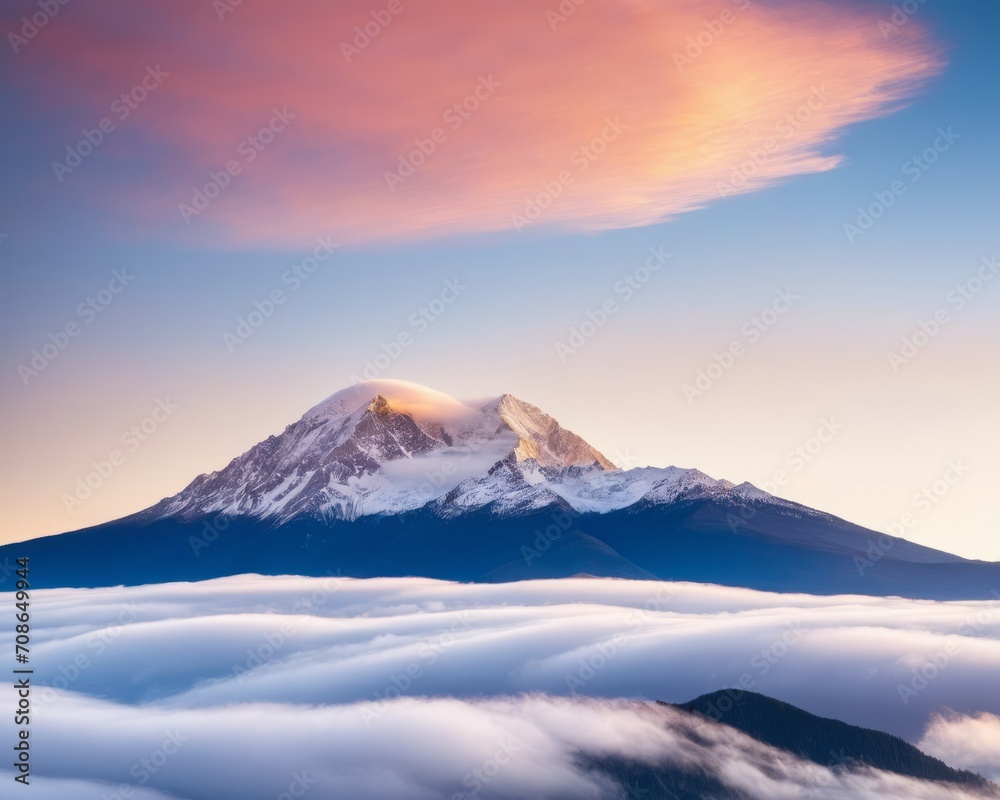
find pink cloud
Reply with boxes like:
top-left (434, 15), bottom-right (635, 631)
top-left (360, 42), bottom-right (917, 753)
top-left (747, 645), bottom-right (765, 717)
top-left (10, 0), bottom-right (944, 245)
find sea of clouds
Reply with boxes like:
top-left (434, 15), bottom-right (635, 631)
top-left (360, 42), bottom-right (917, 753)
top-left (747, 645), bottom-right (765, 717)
top-left (2, 575), bottom-right (998, 798)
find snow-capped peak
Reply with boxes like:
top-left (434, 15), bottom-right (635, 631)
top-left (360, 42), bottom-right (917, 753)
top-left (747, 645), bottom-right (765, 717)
top-left (488, 394), bottom-right (617, 470)
top-left (147, 380), bottom-right (787, 524)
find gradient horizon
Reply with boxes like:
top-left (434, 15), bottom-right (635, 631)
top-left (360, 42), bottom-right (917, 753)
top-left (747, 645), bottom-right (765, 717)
top-left (1, 0), bottom-right (998, 559)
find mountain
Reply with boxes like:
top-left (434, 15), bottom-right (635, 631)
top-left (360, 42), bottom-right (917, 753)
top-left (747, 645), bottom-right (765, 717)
top-left (148, 380), bottom-right (617, 523)
top-left (674, 690), bottom-right (995, 791)
top-left (6, 379), bottom-right (999, 597)
top-left (579, 691), bottom-right (999, 799)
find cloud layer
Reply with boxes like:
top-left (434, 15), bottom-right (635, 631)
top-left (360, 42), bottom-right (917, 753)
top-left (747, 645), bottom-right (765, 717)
top-left (4, 689), bottom-right (998, 800)
top-left (12, 576), bottom-right (1000, 738)
top-left (921, 711), bottom-right (1000, 783)
top-left (8, 0), bottom-right (943, 244)
top-left (3, 575), bottom-right (999, 796)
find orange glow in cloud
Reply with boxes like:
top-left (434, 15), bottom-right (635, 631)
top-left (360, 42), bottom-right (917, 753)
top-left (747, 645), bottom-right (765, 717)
top-left (14, 0), bottom-right (943, 244)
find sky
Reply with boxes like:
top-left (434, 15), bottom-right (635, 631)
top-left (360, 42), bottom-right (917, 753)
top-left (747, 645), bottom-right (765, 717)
top-left (0, 0), bottom-right (998, 559)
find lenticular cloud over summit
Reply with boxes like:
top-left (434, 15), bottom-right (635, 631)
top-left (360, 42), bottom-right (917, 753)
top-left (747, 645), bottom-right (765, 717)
top-left (305, 380), bottom-right (485, 429)
top-left (4, 575), bottom-right (1000, 798)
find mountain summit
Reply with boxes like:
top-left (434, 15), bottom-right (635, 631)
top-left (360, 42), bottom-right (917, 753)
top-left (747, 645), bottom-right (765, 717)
top-left (10, 379), bottom-right (998, 598)
top-left (151, 380), bottom-right (618, 522)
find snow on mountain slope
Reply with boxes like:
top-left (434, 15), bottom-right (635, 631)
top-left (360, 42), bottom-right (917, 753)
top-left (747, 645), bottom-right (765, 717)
top-left (433, 459), bottom-right (729, 517)
top-left (489, 394), bottom-right (617, 470)
top-left (151, 380), bottom-right (625, 522)
top-left (148, 379), bottom-right (834, 526)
